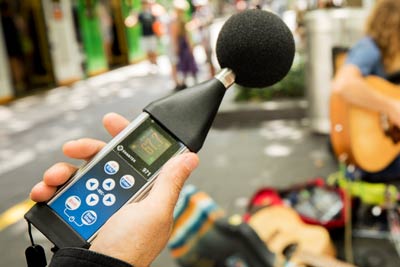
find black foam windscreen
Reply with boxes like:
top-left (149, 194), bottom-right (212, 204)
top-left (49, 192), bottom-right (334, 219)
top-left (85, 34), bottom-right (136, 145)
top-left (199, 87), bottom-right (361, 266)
top-left (216, 9), bottom-right (295, 88)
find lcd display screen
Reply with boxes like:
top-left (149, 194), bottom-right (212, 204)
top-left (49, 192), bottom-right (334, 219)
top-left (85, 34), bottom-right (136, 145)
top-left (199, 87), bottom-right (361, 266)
top-left (129, 126), bottom-right (172, 165)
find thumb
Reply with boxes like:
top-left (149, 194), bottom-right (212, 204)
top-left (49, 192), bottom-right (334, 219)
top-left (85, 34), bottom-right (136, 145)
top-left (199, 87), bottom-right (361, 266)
top-left (144, 152), bottom-right (199, 213)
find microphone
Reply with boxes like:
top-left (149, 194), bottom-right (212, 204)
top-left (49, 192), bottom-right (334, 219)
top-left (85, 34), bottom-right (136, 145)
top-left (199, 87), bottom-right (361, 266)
top-left (216, 9), bottom-right (295, 88)
top-left (145, 9), bottom-right (295, 151)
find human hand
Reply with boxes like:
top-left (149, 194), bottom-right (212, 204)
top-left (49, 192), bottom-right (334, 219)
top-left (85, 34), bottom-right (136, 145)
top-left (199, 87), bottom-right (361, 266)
top-left (30, 112), bottom-right (199, 267)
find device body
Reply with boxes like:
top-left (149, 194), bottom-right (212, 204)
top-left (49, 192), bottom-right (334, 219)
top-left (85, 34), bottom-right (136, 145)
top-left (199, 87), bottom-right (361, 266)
top-left (25, 113), bottom-right (188, 248)
top-left (25, 73), bottom-right (233, 248)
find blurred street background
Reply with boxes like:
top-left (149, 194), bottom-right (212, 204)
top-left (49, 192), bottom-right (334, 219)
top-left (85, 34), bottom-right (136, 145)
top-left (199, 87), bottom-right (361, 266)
top-left (1, 0), bottom-right (400, 267)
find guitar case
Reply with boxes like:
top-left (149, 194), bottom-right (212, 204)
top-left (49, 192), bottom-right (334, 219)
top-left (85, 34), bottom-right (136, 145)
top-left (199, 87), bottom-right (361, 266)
top-left (244, 178), bottom-right (346, 229)
top-left (168, 185), bottom-right (275, 267)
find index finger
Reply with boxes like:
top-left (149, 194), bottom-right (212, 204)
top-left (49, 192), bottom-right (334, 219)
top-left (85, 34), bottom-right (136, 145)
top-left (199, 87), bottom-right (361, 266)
top-left (103, 112), bottom-right (130, 137)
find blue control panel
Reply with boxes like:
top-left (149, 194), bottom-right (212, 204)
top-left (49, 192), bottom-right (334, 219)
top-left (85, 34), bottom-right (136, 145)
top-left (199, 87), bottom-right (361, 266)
top-left (49, 151), bottom-right (147, 240)
top-left (49, 117), bottom-right (183, 241)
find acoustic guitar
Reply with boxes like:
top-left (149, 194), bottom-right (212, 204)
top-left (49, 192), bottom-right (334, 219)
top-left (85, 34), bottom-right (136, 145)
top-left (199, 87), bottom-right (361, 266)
top-left (330, 76), bottom-right (400, 172)
top-left (248, 206), bottom-right (356, 267)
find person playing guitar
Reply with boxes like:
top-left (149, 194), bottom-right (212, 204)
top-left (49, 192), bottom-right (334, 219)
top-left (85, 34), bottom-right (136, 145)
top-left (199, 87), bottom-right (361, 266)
top-left (331, 0), bottom-right (400, 181)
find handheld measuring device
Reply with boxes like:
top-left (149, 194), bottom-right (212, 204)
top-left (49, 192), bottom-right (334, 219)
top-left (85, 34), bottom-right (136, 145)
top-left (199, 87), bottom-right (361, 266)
top-left (25, 73), bottom-right (234, 248)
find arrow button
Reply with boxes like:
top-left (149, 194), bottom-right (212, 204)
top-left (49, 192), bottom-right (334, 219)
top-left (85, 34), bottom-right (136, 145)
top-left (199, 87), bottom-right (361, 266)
top-left (86, 178), bottom-right (99, 191)
top-left (86, 194), bottom-right (99, 206)
top-left (103, 178), bottom-right (116, 191)
top-left (103, 194), bottom-right (116, 206)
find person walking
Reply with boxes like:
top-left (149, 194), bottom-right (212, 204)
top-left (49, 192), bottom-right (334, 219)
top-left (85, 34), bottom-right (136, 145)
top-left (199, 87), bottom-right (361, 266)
top-left (188, 0), bottom-right (215, 78)
top-left (170, 0), bottom-right (198, 90)
top-left (138, 0), bottom-right (159, 72)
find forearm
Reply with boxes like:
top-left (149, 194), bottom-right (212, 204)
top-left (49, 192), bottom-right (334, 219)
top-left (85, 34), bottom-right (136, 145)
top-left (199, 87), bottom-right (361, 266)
top-left (49, 247), bottom-right (132, 267)
top-left (332, 65), bottom-right (395, 115)
top-left (336, 78), bottom-right (393, 114)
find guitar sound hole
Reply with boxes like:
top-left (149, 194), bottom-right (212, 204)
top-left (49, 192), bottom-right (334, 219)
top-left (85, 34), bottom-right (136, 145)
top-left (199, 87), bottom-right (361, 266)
top-left (380, 114), bottom-right (400, 143)
top-left (384, 125), bottom-right (400, 144)
top-left (390, 125), bottom-right (400, 144)
top-left (282, 243), bottom-right (298, 260)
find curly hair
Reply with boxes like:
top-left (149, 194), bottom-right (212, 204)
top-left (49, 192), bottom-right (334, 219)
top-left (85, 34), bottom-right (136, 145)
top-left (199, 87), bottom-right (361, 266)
top-left (366, 0), bottom-right (400, 72)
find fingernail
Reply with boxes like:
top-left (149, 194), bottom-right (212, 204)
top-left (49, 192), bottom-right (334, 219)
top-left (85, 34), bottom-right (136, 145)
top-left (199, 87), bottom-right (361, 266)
top-left (183, 154), bottom-right (199, 172)
top-left (65, 140), bottom-right (78, 146)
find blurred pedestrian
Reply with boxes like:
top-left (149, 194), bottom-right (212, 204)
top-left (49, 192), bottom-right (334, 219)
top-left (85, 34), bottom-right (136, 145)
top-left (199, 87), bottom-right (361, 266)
top-left (187, 0), bottom-right (215, 78)
top-left (138, 0), bottom-right (159, 72)
top-left (154, 4), bottom-right (181, 89)
top-left (98, 1), bottom-right (113, 65)
top-left (170, 0), bottom-right (198, 90)
top-left (1, 1), bottom-right (26, 95)
top-left (332, 0), bottom-right (400, 181)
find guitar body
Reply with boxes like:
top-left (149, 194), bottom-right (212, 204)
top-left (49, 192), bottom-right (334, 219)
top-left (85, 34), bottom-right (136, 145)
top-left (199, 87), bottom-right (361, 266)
top-left (249, 206), bottom-right (335, 255)
top-left (249, 206), bottom-right (337, 267)
top-left (330, 76), bottom-right (400, 172)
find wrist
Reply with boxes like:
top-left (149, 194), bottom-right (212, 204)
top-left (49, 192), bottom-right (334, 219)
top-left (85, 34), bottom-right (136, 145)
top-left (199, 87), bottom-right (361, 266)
top-left (50, 247), bottom-right (133, 267)
top-left (89, 242), bottom-right (143, 267)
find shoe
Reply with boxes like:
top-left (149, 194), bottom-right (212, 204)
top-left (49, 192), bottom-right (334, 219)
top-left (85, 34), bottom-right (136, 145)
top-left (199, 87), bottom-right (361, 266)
top-left (173, 84), bottom-right (187, 91)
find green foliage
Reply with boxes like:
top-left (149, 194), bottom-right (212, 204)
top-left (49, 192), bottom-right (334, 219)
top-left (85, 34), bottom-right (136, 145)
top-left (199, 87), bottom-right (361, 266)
top-left (234, 53), bottom-right (305, 102)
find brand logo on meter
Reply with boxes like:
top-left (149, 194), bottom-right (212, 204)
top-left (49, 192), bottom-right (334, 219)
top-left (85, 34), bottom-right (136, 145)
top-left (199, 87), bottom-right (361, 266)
top-left (115, 145), bottom-right (137, 164)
